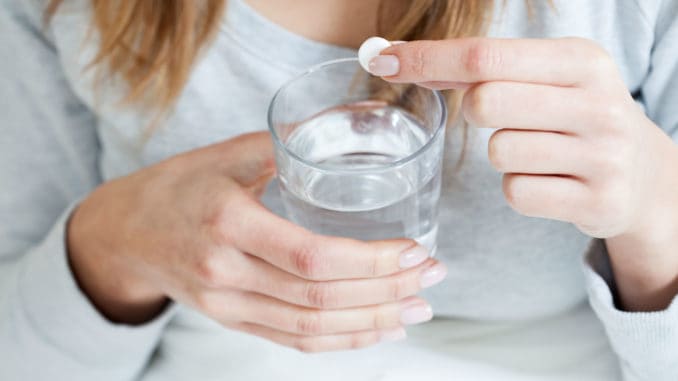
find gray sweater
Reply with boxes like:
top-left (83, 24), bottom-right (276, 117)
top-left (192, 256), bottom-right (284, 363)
top-left (1, 0), bottom-right (677, 380)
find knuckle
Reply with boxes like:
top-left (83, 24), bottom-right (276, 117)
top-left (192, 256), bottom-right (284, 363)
top-left (408, 44), bottom-right (431, 79)
top-left (464, 39), bottom-right (502, 78)
top-left (367, 248), bottom-right (379, 277)
top-left (296, 311), bottom-right (324, 335)
top-left (583, 44), bottom-right (614, 74)
top-left (463, 84), bottom-right (499, 127)
top-left (201, 208), bottom-right (226, 241)
top-left (304, 282), bottom-right (337, 309)
top-left (371, 308), bottom-right (390, 330)
top-left (502, 174), bottom-right (535, 216)
top-left (592, 148), bottom-right (625, 178)
top-left (292, 338), bottom-right (319, 353)
top-left (390, 274), bottom-right (411, 301)
top-left (350, 332), bottom-right (379, 350)
top-left (292, 239), bottom-right (326, 280)
top-left (194, 252), bottom-right (225, 288)
top-left (602, 104), bottom-right (626, 131)
top-left (502, 174), bottom-right (520, 209)
top-left (193, 292), bottom-right (219, 317)
top-left (201, 198), bottom-right (237, 246)
top-left (591, 51), bottom-right (614, 74)
top-left (562, 37), bottom-right (616, 80)
top-left (488, 130), bottom-right (511, 172)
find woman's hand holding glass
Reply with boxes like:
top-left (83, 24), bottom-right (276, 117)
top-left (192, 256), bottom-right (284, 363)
top-left (67, 132), bottom-right (446, 352)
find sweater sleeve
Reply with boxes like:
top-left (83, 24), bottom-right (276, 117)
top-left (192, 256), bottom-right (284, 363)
top-left (584, 1), bottom-right (678, 380)
top-left (0, 1), bottom-right (174, 380)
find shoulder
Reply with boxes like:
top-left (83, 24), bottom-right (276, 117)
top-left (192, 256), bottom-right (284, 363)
top-left (2, 0), bottom-right (110, 116)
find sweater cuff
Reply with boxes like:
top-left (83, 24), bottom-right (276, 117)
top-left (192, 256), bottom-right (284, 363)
top-left (583, 239), bottom-right (678, 380)
top-left (16, 203), bottom-right (176, 369)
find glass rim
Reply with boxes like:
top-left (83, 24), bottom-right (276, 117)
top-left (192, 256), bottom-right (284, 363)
top-left (267, 57), bottom-right (447, 173)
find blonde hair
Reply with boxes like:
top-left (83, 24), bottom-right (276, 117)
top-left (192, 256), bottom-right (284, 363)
top-left (46, 0), bottom-right (493, 117)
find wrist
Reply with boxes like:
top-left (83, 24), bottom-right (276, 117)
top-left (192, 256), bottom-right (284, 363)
top-left (606, 215), bottom-right (678, 311)
top-left (67, 193), bottom-right (168, 324)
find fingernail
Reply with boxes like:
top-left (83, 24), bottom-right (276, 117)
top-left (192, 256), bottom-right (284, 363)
top-left (390, 40), bottom-right (407, 45)
top-left (380, 327), bottom-right (407, 342)
top-left (399, 245), bottom-right (429, 269)
top-left (420, 263), bottom-right (447, 289)
top-left (368, 55), bottom-right (400, 76)
top-left (400, 303), bottom-right (433, 325)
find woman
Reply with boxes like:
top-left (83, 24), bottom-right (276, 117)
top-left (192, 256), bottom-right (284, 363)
top-left (1, 0), bottom-right (677, 379)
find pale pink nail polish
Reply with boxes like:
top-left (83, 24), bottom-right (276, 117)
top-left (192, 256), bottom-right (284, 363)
top-left (420, 263), bottom-right (447, 288)
top-left (400, 303), bottom-right (433, 325)
top-left (380, 327), bottom-right (407, 342)
top-left (399, 245), bottom-right (429, 269)
top-left (368, 55), bottom-right (400, 76)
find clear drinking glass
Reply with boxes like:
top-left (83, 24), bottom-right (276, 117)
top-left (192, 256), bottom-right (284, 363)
top-left (268, 58), bottom-right (447, 252)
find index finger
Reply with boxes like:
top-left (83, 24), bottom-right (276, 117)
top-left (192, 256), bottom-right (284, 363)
top-left (379, 37), bottom-right (612, 87)
top-left (225, 195), bottom-right (430, 281)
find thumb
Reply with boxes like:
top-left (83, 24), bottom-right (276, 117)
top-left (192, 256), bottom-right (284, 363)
top-left (220, 131), bottom-right (276, 189)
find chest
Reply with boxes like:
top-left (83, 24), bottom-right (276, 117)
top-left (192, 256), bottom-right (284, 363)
top-left (55, 0), bottom-right (654, 178)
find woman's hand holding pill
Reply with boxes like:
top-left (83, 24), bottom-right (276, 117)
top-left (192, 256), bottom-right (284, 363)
top-left (67, 132), bottom-right (446, 352)
top-left (363, 37), bottom-right (678, 311)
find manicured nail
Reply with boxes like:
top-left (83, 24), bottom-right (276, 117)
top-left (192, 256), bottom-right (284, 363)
top-left (419, 262), bottom-right (447, 288)
top-left (368, 55), bottom-right (400, 76)
top-left (390, 40), bottom-right (407, 45)
top-left (400, 303), bottom-right (433, 325)
top-left (380, 327), bottom-right (407, 342)
top-left (399, 245), bottom-right (429, 269)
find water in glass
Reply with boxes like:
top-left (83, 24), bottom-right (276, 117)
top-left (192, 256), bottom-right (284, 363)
top-left (278, 102), bottom-right (441, 251)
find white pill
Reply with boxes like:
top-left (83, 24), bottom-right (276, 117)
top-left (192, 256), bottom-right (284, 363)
top-left (358, 36), bottom-right (392, 72)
